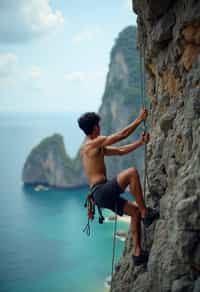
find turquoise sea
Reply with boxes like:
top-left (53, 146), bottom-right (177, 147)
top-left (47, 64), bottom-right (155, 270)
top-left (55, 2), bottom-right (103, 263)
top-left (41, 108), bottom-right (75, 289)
top-left (0, 112), bottom-right (131, 292)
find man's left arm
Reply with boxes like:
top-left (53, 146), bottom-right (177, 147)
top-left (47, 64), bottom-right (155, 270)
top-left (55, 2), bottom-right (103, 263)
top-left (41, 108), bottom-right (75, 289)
top-left (103, 133), bottom-right (150, 156)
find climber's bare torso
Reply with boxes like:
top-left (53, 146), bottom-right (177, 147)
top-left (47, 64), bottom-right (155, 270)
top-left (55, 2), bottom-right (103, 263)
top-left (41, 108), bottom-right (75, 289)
top-left (80, 109), bottom-right (149, 188)
top-left (80, 137), bottom-right (106, 187)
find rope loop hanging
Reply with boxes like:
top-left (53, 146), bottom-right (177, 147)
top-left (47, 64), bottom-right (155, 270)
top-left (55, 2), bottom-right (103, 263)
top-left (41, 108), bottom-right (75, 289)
top-left (82, 218), bottom-right (91, 236)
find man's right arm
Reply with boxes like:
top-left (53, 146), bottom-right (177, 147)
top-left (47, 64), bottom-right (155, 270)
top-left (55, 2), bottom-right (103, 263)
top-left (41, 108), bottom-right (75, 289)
top-left (102, 108), bottom-right (148, 146)
top-left (88, 109), bottom-right (148, 149)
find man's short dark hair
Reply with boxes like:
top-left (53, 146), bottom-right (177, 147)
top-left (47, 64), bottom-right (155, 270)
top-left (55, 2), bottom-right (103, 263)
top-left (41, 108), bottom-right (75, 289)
top-left (78, 112), bottom-right (100, 135)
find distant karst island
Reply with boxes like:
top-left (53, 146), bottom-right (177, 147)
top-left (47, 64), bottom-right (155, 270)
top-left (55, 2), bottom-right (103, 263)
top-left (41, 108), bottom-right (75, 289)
top-left (22, 133), bottom-right (86, 189)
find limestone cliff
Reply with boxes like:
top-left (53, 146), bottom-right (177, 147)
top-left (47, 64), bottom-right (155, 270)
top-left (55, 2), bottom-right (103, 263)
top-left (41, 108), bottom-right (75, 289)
top-left (22, 134), bottom-right (85, 188)
top-left (99, 26), bottom-right (144, 178)
top-left (112, 1), bottom-right (200, 292)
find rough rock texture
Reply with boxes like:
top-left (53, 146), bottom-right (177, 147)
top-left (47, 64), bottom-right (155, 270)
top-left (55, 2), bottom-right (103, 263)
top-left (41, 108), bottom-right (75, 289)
top-left (112, 1), bottom-right (200, 291)
top-left (22, 134), bottom-right (85, 188)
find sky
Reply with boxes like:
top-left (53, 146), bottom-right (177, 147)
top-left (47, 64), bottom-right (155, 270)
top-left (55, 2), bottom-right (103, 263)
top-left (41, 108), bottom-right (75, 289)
top-left (0, 0), bottom-right (137, 113)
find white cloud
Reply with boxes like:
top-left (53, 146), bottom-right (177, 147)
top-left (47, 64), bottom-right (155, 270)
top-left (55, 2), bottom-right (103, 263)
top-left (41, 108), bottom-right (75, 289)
top-left (0, 54), bottom-right (44, 89)
top-left (0, 0), bottom-right (64, 43)
top-left (29, 66), bottom-right (43, 79)
top-left (64, 72), bottom-right (85, 83)
top-left (72, 28), bottom-right (101, 44)
top-left (0, 53), bottom-right (18, 76)
top-left (0, 53), bottom-right (18, 88)
top-left (64, 71), bottom-right (105, 86)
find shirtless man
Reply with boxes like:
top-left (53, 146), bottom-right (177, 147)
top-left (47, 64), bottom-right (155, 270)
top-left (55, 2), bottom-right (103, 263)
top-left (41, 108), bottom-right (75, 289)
top-left (78, 109), bottom-right (159, 266)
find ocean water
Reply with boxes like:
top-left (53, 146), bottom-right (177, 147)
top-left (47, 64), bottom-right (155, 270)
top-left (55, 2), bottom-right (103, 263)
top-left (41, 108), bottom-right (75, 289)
top-left (0, 112), bottom-right (131, 292)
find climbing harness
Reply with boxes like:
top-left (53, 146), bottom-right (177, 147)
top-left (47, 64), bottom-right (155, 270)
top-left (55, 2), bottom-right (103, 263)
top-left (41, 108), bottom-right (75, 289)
top-left (82, 187), bottom-right (105, 236)
top-left (82, 186), bottom-right (118, 291)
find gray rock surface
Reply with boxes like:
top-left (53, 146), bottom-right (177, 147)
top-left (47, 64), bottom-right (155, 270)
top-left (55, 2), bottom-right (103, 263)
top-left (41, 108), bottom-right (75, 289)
top-left (111, 1), bottom-right (200, 291)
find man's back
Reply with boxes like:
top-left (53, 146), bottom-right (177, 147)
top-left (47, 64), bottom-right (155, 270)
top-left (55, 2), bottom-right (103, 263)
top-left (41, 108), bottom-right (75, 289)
top-left (80, 137), bottom-right (107, 186)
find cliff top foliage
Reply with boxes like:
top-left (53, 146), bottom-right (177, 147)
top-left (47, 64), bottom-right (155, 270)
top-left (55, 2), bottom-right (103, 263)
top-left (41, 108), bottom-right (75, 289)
top-left (101, 25), bottom-right (143, 134)
top-left (110, 26), bottom-right (140, 85)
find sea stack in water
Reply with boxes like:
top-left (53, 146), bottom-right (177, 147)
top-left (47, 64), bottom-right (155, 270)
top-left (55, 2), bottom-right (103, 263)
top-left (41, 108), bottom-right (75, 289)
top-left (22, 133), bottom-right (86, 188)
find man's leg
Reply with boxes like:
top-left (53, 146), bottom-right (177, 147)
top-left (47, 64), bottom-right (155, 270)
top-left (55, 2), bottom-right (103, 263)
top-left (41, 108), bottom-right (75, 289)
top-left (117, 167), bottom-right (147, 218)
top-left (123, 201), bottom-right (141, 256)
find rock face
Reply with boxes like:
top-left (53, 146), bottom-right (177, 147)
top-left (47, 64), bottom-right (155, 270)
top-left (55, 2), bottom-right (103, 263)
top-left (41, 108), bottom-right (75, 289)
top-left (22, 134), bottom-right (85, 188)
top-left (111, 1), bottom-right (200, 292)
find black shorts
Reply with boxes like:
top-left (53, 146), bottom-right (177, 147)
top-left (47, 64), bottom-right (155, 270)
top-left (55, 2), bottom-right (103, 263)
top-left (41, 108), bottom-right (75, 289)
top-left (92, 177), bottom-right (127, 216)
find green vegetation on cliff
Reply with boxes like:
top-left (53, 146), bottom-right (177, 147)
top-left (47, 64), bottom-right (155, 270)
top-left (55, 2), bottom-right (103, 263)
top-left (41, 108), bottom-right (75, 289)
top-left (111, 26), bottom-right (140, 85)
top-left (106, 26), bottom-right (141, 107)
top-left (99, 26), bottom-right (144, 176)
